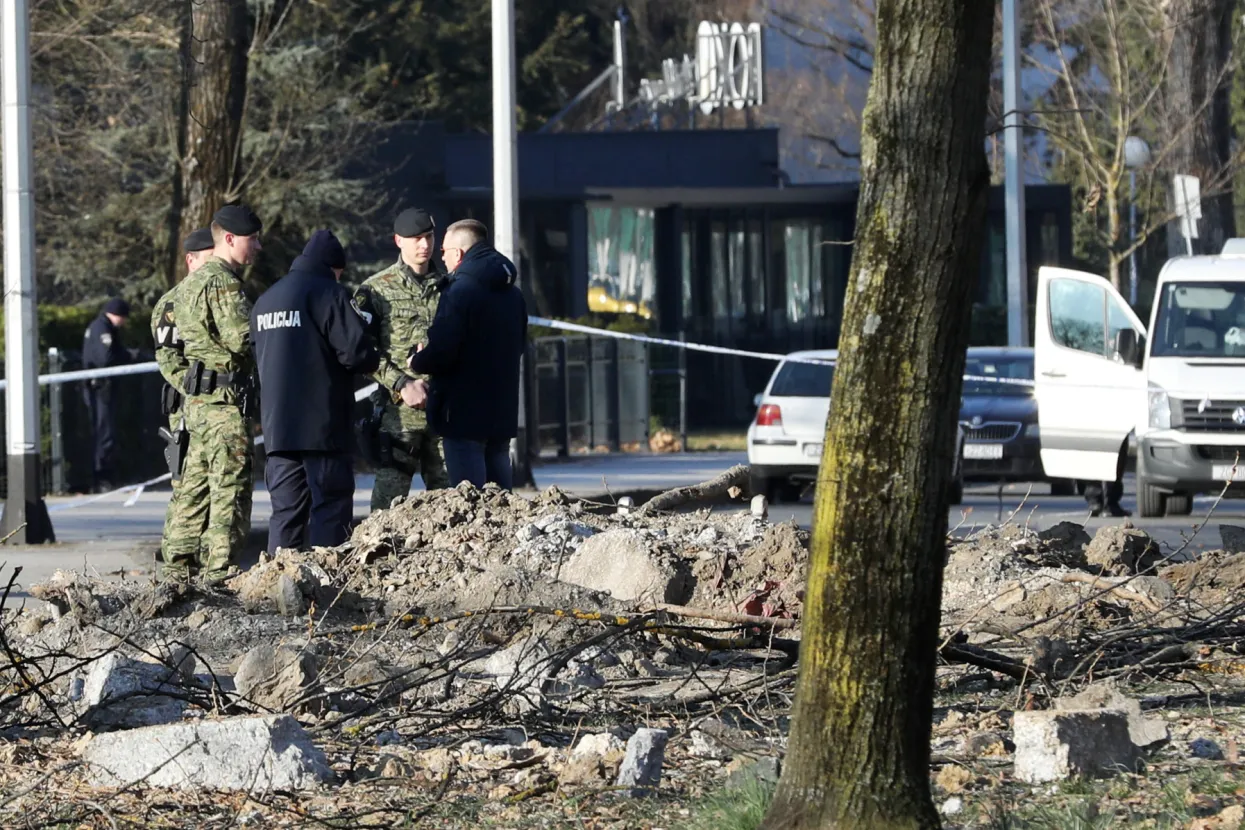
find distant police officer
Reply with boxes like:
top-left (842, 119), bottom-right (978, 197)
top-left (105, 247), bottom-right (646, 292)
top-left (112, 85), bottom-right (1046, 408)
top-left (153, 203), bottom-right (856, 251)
top-left (354, 208), bottom-right (450, 511)
top-left (252, 230), bottom-right (379, 552)
top-left (152, 227), bottom-right (214, 579)
top-left (82, 297), bottom-right (133, 492)
top-left (164, 205), bottom-right (262, 585)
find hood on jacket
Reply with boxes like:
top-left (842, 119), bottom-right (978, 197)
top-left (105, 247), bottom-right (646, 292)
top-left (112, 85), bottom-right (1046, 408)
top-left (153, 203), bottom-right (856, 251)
top-left (458, 242), bottom-right (517, 289)
top-left (302, 229), bottom-right (347, 271)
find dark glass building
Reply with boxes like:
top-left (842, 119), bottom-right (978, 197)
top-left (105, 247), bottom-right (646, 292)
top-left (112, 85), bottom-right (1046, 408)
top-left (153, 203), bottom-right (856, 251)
top-left (380, 124), bottom-right (1071, 428)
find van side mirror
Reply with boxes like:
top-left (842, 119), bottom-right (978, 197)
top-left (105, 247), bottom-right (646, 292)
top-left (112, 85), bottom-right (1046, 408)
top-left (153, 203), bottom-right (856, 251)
top-left (1114, 328), bottom-right (1142, 368)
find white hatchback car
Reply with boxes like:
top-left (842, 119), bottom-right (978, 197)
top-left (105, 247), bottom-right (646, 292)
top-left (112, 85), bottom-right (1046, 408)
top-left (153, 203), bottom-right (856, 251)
top-left (746, 349), bottom-right (965, 503)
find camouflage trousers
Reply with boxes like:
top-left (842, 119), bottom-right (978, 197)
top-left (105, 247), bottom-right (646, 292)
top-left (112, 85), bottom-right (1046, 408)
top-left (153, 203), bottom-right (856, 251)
top-left (163, 402), bottom-right (253, 578)
top-left (370, 407), bottom-right (448, 512)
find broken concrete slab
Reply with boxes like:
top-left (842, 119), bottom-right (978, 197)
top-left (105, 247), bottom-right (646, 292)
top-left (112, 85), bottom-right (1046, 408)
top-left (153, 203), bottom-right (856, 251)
top-left (234, 645), bottom-right (321, 713)
top-left (1013, 710), bottom-right (1142, 783)
top-left (616, 727), bottom-right (669, 795)
top-left (82, 714), bottom-right (332, 791)
top-left (557, 529), bottom-right (692, 604)
top-left (1085, 525), bottom-right (1161, 576)
top-left (1054, 682), bottom-right (1168, 750)
top-left (78, 652), bottom-right (189, 730)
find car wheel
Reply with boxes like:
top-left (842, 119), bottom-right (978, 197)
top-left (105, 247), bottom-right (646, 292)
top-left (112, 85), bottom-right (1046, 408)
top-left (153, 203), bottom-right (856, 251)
top-left (1165, 491), bottom-right (1193, 516)
top-left (1137, 477), bottom-right (1166, 518)
top-left (1048, 479), bottom-right (1077, 497)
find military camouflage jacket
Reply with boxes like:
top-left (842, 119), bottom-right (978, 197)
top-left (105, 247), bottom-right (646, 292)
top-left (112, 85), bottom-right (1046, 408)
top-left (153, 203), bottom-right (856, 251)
top-left (151, 283), bottom-right (188, 392)
top-left (354, 258), bottom-right (441, 431)
top-left (176, 256), bottom-right (253, 406)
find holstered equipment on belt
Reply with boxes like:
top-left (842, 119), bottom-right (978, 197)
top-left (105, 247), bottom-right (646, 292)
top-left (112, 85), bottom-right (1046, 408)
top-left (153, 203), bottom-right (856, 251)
top-left (182, 360), bottom-right (256, 417)
top-left (160, 419), bottom-right (190, 482)
top-left (160, 383), bottom-right (183, 416)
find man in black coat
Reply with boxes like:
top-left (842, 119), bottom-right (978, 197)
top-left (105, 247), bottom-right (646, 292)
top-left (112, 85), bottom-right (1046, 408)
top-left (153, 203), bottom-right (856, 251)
top-left (252, 230), bottom-right (379, 551)
top-left (408, 219), bottom-right (527, 490)
top-left (82, 297), bottom-right (133, 492)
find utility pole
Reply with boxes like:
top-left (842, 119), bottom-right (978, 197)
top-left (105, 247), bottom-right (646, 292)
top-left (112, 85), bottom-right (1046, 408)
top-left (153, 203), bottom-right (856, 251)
top-left (1, 0), bottom-right (52, 544)
top-left (1002, 0), bottom-right (1029, 346)
top-left (493, 0), bottom-right (533, 486)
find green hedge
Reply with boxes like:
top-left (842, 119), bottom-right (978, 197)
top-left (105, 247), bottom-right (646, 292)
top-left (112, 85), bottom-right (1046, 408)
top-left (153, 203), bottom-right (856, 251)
top-left (0, 304), bottom-right (156, 361)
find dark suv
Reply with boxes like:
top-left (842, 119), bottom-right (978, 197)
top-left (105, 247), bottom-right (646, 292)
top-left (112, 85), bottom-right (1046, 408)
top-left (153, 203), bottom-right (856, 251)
top-left (960, 347), bottom-right (1076, 496)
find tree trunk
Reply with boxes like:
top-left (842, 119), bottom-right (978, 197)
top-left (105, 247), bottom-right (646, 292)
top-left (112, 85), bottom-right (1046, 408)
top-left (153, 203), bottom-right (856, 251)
top-left (758, 0), bottom-right (993, 826)
top-left (180, 0), bottom-right (250, 241)
top-left (164, 0), bottom-right (194, 289)
top-left (1165, 0), bottom-right (1236, 256)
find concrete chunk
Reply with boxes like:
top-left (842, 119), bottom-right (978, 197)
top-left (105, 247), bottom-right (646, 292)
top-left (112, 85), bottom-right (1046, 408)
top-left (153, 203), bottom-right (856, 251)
top-left (1054, 682), bottom-right (1168, 749)
top-left (234, 646), bottom-right (321, 713)
top-left (558, 530), bottom-right (691, 604)
top-left (616, 728), bottom-right (668, 795)
top-left (80, 652), bottom-right (188, 730)
top-left (1013, 710), bottom-right (1141, 783)
top-left (82, 714), bottom-right (332, 791)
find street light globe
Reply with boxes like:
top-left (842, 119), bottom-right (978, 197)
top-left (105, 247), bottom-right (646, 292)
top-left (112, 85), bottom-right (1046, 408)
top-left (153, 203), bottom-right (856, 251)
top-left (1124, 136), bottom-right (1151, 169)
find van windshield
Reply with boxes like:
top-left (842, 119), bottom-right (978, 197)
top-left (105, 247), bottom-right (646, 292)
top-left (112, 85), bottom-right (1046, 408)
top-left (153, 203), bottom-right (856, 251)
top-left (1152, 281), bottom-right (1245, 358)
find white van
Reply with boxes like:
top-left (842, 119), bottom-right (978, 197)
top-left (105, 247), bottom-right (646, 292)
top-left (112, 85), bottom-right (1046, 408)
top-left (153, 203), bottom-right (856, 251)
top-left (1034, 241), bottom-right (1245, 517)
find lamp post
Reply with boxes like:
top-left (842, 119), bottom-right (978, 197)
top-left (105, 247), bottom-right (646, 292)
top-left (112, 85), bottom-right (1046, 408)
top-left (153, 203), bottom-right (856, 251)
top-left (1124, 136), bottom-right (1151, 308)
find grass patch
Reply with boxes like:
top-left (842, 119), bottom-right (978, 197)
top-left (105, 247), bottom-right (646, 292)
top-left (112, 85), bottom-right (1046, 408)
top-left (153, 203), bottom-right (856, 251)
top-left (685, 431), bottom-right (747, 452)
top-left (685, 778), bottom-right (775, 830)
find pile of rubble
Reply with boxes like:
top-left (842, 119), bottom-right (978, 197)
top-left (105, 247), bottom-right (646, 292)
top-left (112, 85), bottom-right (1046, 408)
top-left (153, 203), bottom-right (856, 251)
top-left (7, 481), bottom-right (1245, 822)
top-left (228, 483), bottom-right (810, 621)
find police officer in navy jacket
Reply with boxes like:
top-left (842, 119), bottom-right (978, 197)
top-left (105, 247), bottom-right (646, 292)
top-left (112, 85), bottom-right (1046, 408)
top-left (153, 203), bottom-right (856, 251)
top-left (252, 230), bottom-right (379, 551)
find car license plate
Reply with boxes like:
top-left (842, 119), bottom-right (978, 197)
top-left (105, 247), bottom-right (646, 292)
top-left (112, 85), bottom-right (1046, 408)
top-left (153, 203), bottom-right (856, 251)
top-left (1213, 464), bottom-right (1245, 482)
top-left (964, 443), bottom-right (1003, 460)
top-left (804, 443), bottom-right (823, 458)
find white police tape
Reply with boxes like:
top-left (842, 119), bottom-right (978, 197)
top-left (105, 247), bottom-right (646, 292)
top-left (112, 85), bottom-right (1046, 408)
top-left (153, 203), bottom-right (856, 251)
top-left (529, 316), bottom-right (1036, 387)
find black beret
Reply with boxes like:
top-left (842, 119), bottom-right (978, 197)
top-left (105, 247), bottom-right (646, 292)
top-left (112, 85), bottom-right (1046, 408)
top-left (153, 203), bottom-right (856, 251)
top-left (394, 208), bottom-right (434, 238)
top-left (212, 204), bottom-right (263, 236)
top-left (103, 297), bottom-right (131, 317)
top-left (182, 227), bottom-right (214, 252)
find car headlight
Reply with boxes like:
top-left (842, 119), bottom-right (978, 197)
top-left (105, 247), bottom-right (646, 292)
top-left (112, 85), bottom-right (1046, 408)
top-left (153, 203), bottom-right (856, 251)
top-left (1025, 423), bottom-right (1040, 438)
top-left (1149, 389), bottom-right (1171, 430)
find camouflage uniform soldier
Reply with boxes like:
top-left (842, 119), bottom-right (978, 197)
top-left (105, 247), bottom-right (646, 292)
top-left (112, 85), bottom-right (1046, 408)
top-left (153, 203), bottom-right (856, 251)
top-left (354, 208), bottom-right (449, 511)
top-left (163, 205), bottom-right (263, 584)
top-left (151, 227), bottom-right (213, 580)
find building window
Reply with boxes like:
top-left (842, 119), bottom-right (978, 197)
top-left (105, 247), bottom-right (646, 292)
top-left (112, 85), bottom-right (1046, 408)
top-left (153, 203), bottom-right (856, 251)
top-left (711, 221), bottom-right (729, 321)
top-left (748, 218), bottom-right (765, 317)
top-left (785, 222), bottom-right (811, 324)
top-left (729, 223), bottom-right (746, 322)
top-left (810, 223), bottom-right (825, 317)
top-left (587, 206), bottom-right (656, 318)
top-left (1040, 211), bottom-right (1059, 267)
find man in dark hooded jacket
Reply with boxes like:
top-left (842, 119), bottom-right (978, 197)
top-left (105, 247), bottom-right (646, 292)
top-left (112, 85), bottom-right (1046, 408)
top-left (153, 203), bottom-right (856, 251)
top-left (408, 219), bottom-right (526, 489)
top-left (252, 230), bottom-right (379, 551)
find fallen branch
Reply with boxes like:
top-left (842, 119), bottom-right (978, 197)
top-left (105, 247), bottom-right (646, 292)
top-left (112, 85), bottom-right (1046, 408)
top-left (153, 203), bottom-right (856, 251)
top-left (646, 602), bottom-right (800, 631)
top-left (939, 643), bottom-right (1030, 681)
top-left (636, 464), bottom-right (751, 516)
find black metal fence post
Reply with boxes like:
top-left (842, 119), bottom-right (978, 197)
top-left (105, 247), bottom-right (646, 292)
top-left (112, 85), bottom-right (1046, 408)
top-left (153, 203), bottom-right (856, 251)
top-left (607, 338), bottom-right (621, 452)
top-left (556, 338), bottom-right (571, 457)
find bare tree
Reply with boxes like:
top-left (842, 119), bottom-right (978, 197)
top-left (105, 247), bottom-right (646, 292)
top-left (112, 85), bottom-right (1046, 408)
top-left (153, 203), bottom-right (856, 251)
top-left (180, 0), bottom-right (251, 240)
top-left (1163, 0), bottom-right (1237, 253)
top-left (1030, 0), bottom-right (1244, 287)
